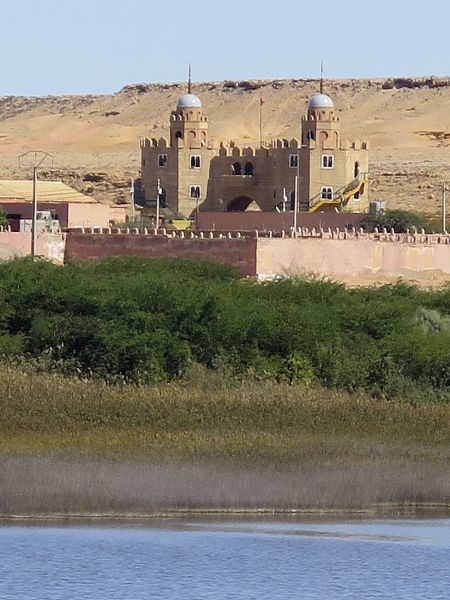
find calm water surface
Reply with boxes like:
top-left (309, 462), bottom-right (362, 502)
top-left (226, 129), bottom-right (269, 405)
top-left (1, 518), bottom-right (449, 599)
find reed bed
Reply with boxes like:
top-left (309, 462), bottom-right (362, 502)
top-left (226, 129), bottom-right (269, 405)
top-left (1, 367), bottom-right (449, 513)
top-left (1, 455), bottom-right (449, 515)
top-left (1, 367), bottom-right (450, 452)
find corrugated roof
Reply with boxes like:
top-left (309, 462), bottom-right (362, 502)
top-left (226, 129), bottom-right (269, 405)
top-left (0, 180), bottom-right (95, 204)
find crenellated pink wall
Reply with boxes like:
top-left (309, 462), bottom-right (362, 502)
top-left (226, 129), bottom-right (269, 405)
top-left (2, 228), bottom-right (450, 287)
top-left (257, 236), bottom-right (450, 286)
top-left (0, 232), bottom-right (65, 263)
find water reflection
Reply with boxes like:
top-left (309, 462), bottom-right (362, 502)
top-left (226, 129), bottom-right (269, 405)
top-left (0, 518), bottom-right (449, 599)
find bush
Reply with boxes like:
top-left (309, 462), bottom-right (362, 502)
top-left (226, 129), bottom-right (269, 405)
top-left (0, 257), bottom-right (449, 397)
top-left (0, 208), bottom-right (8, 228)
top-left (359, 209), bottom-right (428, 233)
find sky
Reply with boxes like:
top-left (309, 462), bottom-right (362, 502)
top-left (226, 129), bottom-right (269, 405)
top-left (0, 0), bottom-right (449, 96)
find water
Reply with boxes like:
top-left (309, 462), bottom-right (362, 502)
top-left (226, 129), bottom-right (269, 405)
top-left (1, 518), bottom-right (449, 599)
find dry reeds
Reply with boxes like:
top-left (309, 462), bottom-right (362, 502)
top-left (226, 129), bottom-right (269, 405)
top-left (1, 455), bottom-right (449, 515)
top-left (0, 367), bottom-right (450, 513)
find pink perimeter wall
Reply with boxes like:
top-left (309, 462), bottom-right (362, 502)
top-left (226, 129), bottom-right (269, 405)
top-left (257, 237), bottom-right (450, 286)
top-left (0, 232), bottom-right (65, 263)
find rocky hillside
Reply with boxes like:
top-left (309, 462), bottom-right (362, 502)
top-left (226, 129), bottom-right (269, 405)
top-left (1, 77), bottom-right (449, 212)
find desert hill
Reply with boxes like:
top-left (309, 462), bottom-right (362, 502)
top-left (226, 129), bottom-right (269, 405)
top-left (1, 77), bottom-right (449, 213)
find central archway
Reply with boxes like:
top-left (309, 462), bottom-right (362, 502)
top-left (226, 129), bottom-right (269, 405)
top-left (226, 195), bottom-right (254, 212)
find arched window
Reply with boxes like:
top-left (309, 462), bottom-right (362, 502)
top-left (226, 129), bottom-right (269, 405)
top-left (307, 130), bottom-right (315, 141)
top-left (189, 185), bottom-right (201, 199)
top-left (321, 155), bottom-right (334, 169)
top-left (244, 162), bottom-right (254, 176)
top-left (321, 187), bottom-right (333, 200)
top-left (232, 162), bottom-right (242, 175)
top-left (175, 131), bottom-right (182, 139)
top-left (190, 155), bottom-right (201, 169)
top-left (289, 154), bottom-right (299, 168)
top-left (158, 153), bottom-right (168, 167)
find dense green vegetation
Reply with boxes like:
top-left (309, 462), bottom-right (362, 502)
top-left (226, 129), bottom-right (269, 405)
top-left (1, 257), bottom-right (450, 401)
top-left (2, 367), bottom-right (449, 459)
top-left (359, 209), bottom-right (444, 233)
top-left (0, 208), bottom-right (8, 228)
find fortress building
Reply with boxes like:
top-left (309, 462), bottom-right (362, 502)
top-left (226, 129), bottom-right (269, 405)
top-left (140, 81), bottom-right (369, 218)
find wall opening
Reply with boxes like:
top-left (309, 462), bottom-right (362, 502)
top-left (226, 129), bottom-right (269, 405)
top-left (319, 131), bottom-right (328, 148)
top-left (232, 162), bottom-right (242, 175)
top-left (226, 196), bottom-right (254, 211)
top-left (244, 162), bottom-right (254, 176)
top-left (354, 161), bottom-right (361, 199)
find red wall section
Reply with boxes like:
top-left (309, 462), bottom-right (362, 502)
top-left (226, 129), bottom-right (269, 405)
top-left (64, 233), bottom-right (257, 277)
top-left (196, 212), bottom-right (363, 232)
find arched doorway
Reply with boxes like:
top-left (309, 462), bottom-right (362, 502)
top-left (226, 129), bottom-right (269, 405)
top-left (226, 196), bottom-right (254, 211)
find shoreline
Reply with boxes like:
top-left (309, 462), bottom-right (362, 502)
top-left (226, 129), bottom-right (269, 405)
top-left (2, 503), bottom-right (450, 524)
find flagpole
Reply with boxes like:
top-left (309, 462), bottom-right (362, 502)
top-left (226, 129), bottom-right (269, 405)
top-left (259, 93), bottom-right (263, 147)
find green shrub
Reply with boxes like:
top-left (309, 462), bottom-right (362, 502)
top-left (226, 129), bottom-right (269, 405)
top-left (0, 257), bottom-right (449, 396)
top-left (0, 208), bottom-right (8, 228)
top-left (359, 209), bottom-right (427, 233)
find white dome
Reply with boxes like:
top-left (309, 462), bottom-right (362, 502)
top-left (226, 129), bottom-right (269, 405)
top-left (177, 94), bottom-right (202, 109)
top-left (309, 94), bottom-right (334, 109)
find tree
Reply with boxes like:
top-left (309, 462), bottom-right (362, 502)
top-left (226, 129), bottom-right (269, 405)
top-left (359, 209), bottom-right (427, 233)
top-left (0, 208), bottom-right (8, 228)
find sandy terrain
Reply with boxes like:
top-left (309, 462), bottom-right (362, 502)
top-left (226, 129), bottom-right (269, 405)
top-left (1, 77), bottom-right (449, 212)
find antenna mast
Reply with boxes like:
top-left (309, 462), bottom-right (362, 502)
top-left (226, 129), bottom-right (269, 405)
top-left (188, 62), bottom-right (192, 94)
top-left (320, 62), bottom-right (324, 94)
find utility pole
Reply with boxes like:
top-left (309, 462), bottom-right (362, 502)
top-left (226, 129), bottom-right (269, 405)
top-left (293, 174), bottom-right (298, 231)
top-left (130, 178), bottom-right (135, 224)
top-left (442, 181), bottom-right (447, 234)
top-left (259, 93), bottom-right (264, 148)
top-left (18, 150), bottom-right (54, 259)
top-left (156, 178), bottom-right (161, 229)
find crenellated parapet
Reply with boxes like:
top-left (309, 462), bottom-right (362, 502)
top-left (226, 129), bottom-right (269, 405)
top-left (302, 113), bottom-right (340, 123)
top-left (141, 136), bottom-right (170, 149)
top-left (66, 227), bottom-right (450, 246)
top-left (217, 137), bottom-right (300, 157)
top-left (272, 138), bottom-right (300, 149)
top-left (170, 110), bottom-right (207, 123)
top-left (345, 140), bottom-right (369, 150)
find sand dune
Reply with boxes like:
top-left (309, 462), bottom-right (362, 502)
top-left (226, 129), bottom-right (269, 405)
top-left (1, 77), bottom-right (449, 212)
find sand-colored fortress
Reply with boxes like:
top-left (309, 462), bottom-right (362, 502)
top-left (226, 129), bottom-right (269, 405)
top-left (140, 79), bottom-right (369, 217)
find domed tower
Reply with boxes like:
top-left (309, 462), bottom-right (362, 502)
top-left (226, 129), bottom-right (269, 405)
top-left (169, 77), bottom-right (209, 148)
top-left (301, 92), bottom-right (341, 150)
top-left (137, 67), bottom-right (214, 218)
top-left (297, 75), bottom-right (369, 212)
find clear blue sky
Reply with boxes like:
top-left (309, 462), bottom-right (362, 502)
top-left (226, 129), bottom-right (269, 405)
top-left (0, 0), bottom-right (448, 96)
